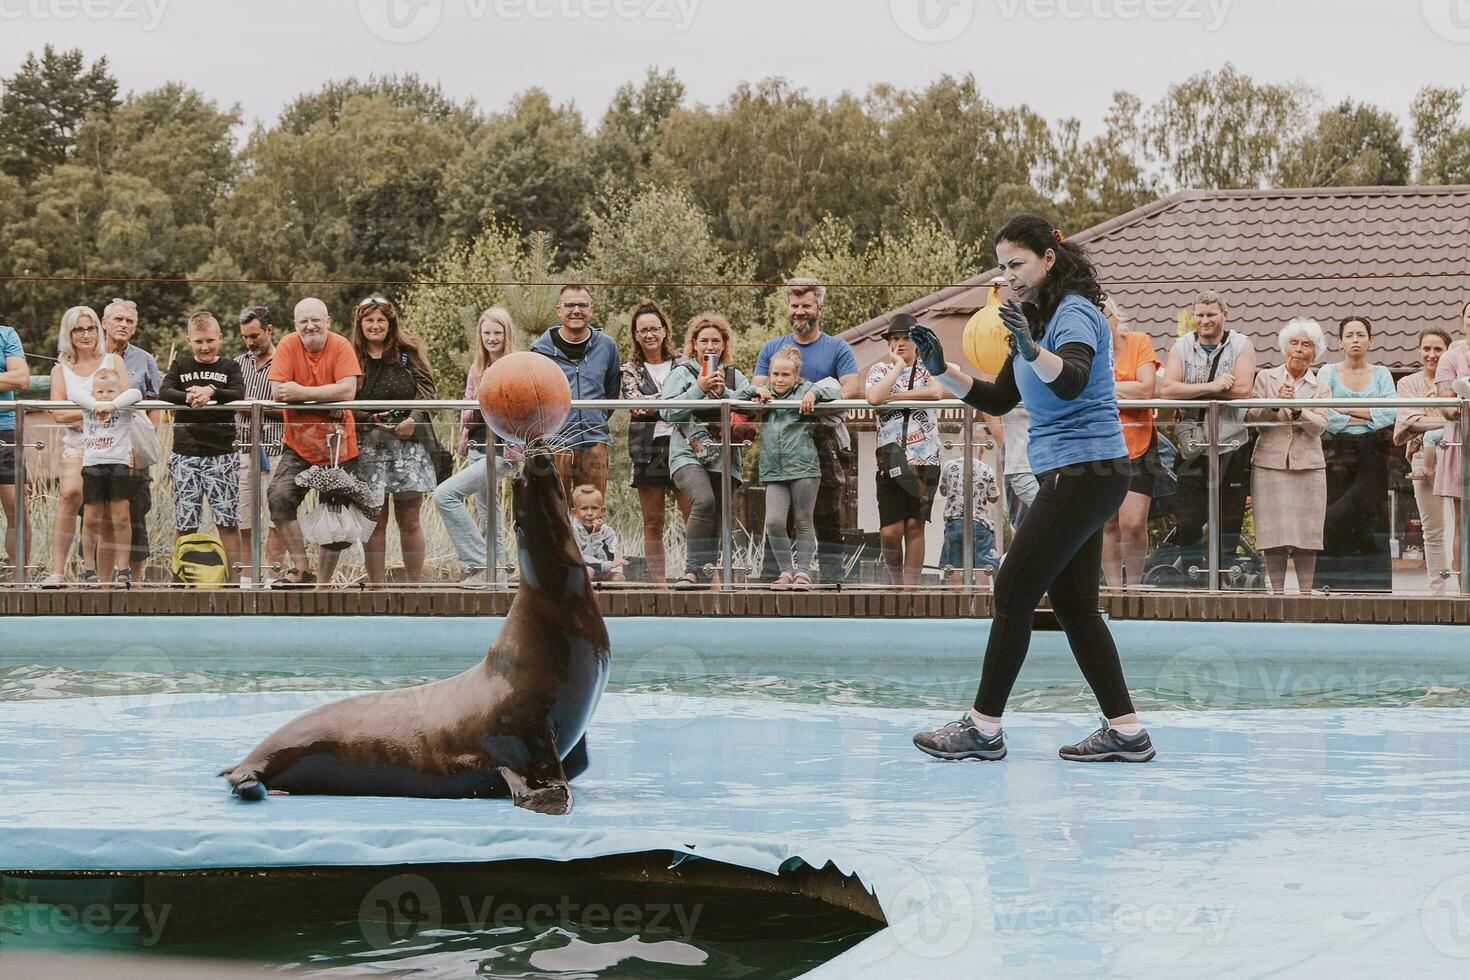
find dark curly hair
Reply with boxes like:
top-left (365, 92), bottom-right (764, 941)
top-left (994, 213), bottom-right (1105, 338)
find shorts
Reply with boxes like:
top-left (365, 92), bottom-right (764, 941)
top-left (939, 517), bottom-right (1000, 572)
top-left (876, 464), bottom-right (940, 526)
top-left (1128, 440), bottom-right (1165, 498)
top-left (0, 429), bottom-right (14, 486)
top-left (630, 436), bottom-right (674, 489)
top-left (237, 454), bottom-right (278, 530)
top-left (82, 463), bottom-right (132, 504)
top-left (167, 452), bottom-right (241, 531)
top-left (268, 448), bottom-right (358, 523)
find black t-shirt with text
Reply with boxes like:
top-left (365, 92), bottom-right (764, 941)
top-left (160, 354), bottom-right (247, 456)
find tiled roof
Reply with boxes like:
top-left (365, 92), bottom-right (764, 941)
top-left (840, 185), bottom-right (1470, 375)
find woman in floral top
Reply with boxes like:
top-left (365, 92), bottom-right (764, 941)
top-left (864, 315), bottom-right (946, 588)
top-left (938, 425), bottom-right (1003, 585)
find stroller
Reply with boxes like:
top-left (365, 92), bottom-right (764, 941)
top-left (1138, 431), bottom-right (1266, 591)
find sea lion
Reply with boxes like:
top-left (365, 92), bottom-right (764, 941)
top-left (218, 453), bottom-right (609, 815)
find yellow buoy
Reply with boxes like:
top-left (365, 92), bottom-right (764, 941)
top-left (963, 278), bottom-right (1011, 375)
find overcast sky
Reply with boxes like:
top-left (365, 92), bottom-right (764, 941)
top-left (1, 0), bottom-right (1468, 135)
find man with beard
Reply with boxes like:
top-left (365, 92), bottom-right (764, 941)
top-left (753, 278), bottom-right (861, 583)
top-left (100, 298), bottom-right (162, 583)
top-left (235, 306), bottom-right (286, 584)
top-left (530, 284), bottom-right (622, 496)
top-left (266, 298), bottom-right (363, 587)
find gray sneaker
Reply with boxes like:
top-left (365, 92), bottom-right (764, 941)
top-left (1059, 717), bottom-right (1156, 763)
top-left (913, 715), bottom-right (1007, 761)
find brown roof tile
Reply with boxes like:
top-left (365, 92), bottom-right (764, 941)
top-left (841, 185), bottom-right (1470, 375)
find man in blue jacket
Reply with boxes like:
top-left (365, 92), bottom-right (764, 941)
top-left (531, 285), bottom-right (622, 495)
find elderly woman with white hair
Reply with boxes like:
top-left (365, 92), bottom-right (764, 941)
top-left (1246, 319), bottom-right (1331, 594)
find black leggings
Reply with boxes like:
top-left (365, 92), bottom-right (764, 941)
top-left (975, 457), bottom-right (1136, 719)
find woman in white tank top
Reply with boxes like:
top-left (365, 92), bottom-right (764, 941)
top-left (42, 306), bottom-right (105, 588)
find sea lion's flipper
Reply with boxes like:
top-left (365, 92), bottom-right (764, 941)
top-left (220, 767), bottom-right (268, 802)
top-left (498, 736), bottom-right (572, 815)
top-left (562, 735), bottom-right (590, 780)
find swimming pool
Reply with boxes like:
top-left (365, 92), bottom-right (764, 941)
top-left (3, 617), bottom-right (1469, 976)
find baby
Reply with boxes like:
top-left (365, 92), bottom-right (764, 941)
top-left (1412, 377), bottom-right (1470, 480)
top-left (571, 485), bottom-right (626, 583)
top-left (74, 355), bottom-right (144, 586)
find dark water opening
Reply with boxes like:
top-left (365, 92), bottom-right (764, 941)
top-left (2, 852), bottom-right (884, 977)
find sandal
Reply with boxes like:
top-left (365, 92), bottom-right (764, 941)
top-left (38, 572), bottom-right (64, 589)
top-left (673, 572), bottom-right (700, 589)
top-left (80, 569), bottom-right (100, 589)
top-left (278, 567), bottom-right (317, 588)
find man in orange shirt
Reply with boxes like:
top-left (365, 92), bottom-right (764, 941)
top-left (266, 298), bottom-right (363, 587)
top-left (1102, 298), bottom-right (1162, 588)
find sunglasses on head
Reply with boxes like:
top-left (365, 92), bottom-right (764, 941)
top-left (358, 296), bottom-right (393, 309)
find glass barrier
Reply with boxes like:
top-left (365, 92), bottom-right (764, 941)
top-left (2, 394), bottom-right (1466, 596)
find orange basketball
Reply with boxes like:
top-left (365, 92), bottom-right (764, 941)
top-left (476, 351), bottom-right (573, 443)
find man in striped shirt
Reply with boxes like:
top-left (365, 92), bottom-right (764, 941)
top-left (235, 306), bottom-right (285, 583)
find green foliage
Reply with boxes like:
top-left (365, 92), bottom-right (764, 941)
top-left (220, 75), bottom-right (482, 322)
top-left (1147, 63), bottom-right (1313, 190)
top-left (591, 68), bottom-right (686, 192)
top-left (579, 184), bottom-right (759, 355)
top-left (1055, 92), bottom-right (1158, 232)
top-left (1276, 100), bottom-right (1411, 187)
top-left (440, 90), bottom-right (596, 261)
top-left (398, 224), bottom-right (561, 395)
top-left (1411, 86), bottom-right (1470, 184)
top-left (650, 78), bottom-right (893, 281)
top-left (0, 45), bottom-right (118, 183)
top-left (872, 75), bottom-right (1053, 250)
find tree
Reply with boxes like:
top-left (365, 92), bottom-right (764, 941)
top-left (578, 184), bottom-right (759, 355)
top-left (1275, 100), bottom-right (1411, 187)
top-left (1055, 92), bottom-right (1159, 232)
top-left (440, 90), bottom-right (596, 260)
top-left (0, 46), bottom-right (119, 183)
top-left (592, 68), bottom-right (686, 191)
top-left (649, 78), bottom-right (894, 281)
top-left (221, 77), bottom-right (482, 321)
top-left (1147, 64), bottom-right (1313, 190)
top-left (871, 76), bottom-right (1056, 250)
top-left (398, 223), bottom-right (562, 394)
top-left (1411, 86), bottom-right (1470, 185)
top-left (188, 246), bottom-right (274, 339)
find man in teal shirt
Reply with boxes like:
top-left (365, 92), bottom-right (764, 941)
top-left (0, 323), bottom-right (31, 572)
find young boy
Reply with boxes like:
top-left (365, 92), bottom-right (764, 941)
top-left (571, 484), bottom-right (626, 583)
top-left (938, 426), bottom-right (1002, 587)
top-left (76, 356), bottom-right (143, 586)
top-left (160, 312), bottom-right (247, 582)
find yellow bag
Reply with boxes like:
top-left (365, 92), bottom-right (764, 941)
top-left (963, 278), bottom-right (1011, 375)
top-left (172, 532), bottom-right (229, 589)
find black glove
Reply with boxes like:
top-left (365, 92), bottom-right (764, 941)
top-left (1000, 300), bottom-right (1040, 362)
top-left (910, 325), bottom-right (948, 377)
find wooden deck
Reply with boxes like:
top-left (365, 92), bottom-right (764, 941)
top-left (2, 587), bottom-right (1466, 624)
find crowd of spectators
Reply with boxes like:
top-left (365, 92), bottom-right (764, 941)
top-left (0, 283), bottom-right (1467, 594)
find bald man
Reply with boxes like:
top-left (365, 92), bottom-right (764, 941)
top-left (266, 298), bottom-right (363, 587)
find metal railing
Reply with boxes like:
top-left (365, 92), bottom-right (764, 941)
top-left (4, 394), bottom-right (1468, 595)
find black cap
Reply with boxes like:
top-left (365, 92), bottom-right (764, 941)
top-left (882, 313), bottom-right (919, 339)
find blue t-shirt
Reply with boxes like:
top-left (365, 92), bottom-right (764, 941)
top-left (1012, 293), bottom-right (1127, 474)
top-left (0, 325), bottom-right (25, 431)
top-left (755, 331), bottom-right (858, 385)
